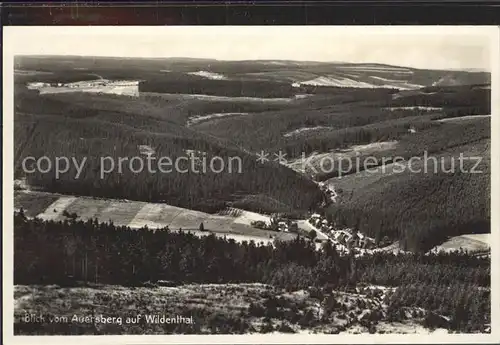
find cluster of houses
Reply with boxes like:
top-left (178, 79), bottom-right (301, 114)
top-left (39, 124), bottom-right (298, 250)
top-left (251, 214), bottom-right (298, 233)
top-left (248, 211), bottom-right (382, 255)
top-left (317, 182), bottom-right (338, 205)
top-left (26, 81), bottom-right (54, 89)
top-left (308, 213), bottom-right (376, 250)
top-left (247, 181), bottom-right (380, 252)
top-left (26, 79), bottom-right (140, 96)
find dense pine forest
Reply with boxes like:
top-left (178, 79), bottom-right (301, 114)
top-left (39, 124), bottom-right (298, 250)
top-left (323, 135), bottom-right (490, 252)
top-left (189, 85), bottom-right (490, 156)
top-left (15, 85), bottom-right (326, 216)
top-left (14, 213), bottom-right (490, 332)
top-left (14, 83), bottom-right (491, 250)
top-left (139, 77), bottom-right (300, 98)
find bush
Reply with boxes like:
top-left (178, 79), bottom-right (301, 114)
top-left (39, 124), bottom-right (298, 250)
top-left (277, 322), bottom-right (295, 333)
top-left (260, 321), bottom-right (274, 333)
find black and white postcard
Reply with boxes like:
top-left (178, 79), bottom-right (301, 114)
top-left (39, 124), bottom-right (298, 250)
top-left (2, 25), bottom-right (499, 343)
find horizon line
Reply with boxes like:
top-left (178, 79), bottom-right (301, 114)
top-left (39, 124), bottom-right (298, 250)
top-left (14, 54), bottom-right (491, 73)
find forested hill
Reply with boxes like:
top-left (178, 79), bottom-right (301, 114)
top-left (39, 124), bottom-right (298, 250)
top-left (14, 56), bottom-right (491, 248)
top-left (14, 213), bottom-right (490, 333)
top-left (15, 87), bottom-right (323, 215)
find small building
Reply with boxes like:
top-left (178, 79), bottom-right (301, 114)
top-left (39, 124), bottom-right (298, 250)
top-left (361, 237), bottom-right (375, 249)
top-left (334, 230), bottom-right (350, 241)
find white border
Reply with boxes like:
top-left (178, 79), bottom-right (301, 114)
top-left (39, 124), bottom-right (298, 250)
top-left (3, 26), bottom-right (500, 344)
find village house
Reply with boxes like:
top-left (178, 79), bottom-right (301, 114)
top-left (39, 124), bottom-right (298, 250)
top-left (306, 213), bottom-right (377, 252)
top-left (277, 221), bottom-right (289, 232)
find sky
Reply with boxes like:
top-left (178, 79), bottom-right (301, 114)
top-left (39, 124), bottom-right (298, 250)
top-left (5, 26), bottom-right (496, 71)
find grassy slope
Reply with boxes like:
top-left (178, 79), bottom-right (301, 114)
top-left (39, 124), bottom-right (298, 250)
top-left (10, 283), bottom-right (411, 335)
top-left (13, 190), bottom-right (296, 242)
top-left (14, 274), bottom-right (490, 335)
top-left (432, 234), bottom-right (490, 253)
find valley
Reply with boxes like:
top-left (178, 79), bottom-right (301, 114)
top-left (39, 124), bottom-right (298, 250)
top-left (12, 55), bottom-right (492, 335)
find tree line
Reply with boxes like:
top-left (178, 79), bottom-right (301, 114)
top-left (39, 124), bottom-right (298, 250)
top-left (14, 212), bottom-right (490, 332)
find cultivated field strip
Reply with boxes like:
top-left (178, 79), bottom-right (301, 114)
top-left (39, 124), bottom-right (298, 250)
top-left (127, 203), bottom-right (176, 229)
top-left (36, 196), bottom-right (78, 221)
top-left (99, 201), bottom-right (145, 227)
top-left (14, 191), bottom-right (60, 217)
top-left (169, 208), bottom-right (212, 230)
top-left (200, 215), bottom-right (236, 233)
top-left (432, 234), bottom-right (490, 253)
top-left (18, 192), bottom-right (278, 242)
top-left (64, 198), bottom-right (112, 222)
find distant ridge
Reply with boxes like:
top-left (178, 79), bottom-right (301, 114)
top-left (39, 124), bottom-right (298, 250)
top-left (14, 55), bottom-right (492, 74)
